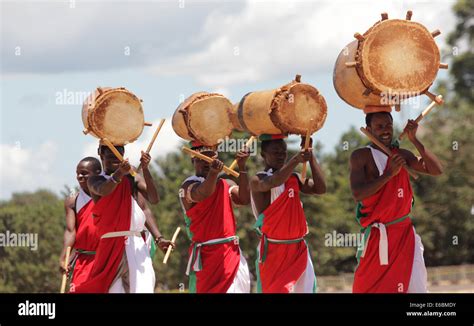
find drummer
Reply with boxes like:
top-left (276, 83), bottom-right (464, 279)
top-left (250, 134), bottom-right (326, 293)
top-left (350, 108), bottom-right (443, 293)
top-left (179, 140), bottom-right (251, 293)
top-left (74, 143), bottom-right (163, 293)
top-left (59, 157), bottom-right (101, 292)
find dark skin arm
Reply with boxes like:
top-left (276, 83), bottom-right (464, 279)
top-left (88, 155), bottom-right (160, 205)
top-left (400, 119), bottom-right (443, 176)
top-left (298, 137), bottom-right (326, 195)
top-left (88, 160), bottom-right (131, 200)
top-left (350, 148), bottom-right (406, 201)
top-left (181, 159), bottom-right (224, 210)
top-left (135, 151), bottom-right (159, 204)
top-left (136, 192), bottom-right (174, 253)
top-left (250, 150), bottom-right (310, 193)
top-left (230, 148), bottom-right (251, 205)
top-left (59, 195), bottom-right (76, 273)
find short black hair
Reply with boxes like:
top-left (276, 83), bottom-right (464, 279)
top-left (261, 139), bottom-right (285, 153)
top-left (365, 112), bottom-right (393, 127)
top-left (79, 156), bottom-right (102, 173)
top-left (98, 145), bottom-right (124, 156)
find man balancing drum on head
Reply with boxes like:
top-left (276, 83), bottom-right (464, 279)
top-left (179, 141), bottom-right (251, 293)
top-left (250, 134), bottom-right (326, 293)
top-left (74, 143), bottom-right (173, 293)
top-left (350, 107), bottom-right (443, 293)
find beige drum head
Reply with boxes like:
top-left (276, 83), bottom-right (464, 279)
top-left (358, 19), bottom-right (440, 95)
top-left (82, 87), bottom-right (144, 145)
top-left (271, 83), bottom-right (327, 135)
top-left (172, 92), bottom-right (233, 146)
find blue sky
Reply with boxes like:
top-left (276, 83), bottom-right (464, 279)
top-left (0, 0), bottom-right (455, 199)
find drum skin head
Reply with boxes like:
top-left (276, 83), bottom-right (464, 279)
top-left (271, 83), bottom-right (327, 135)
top-left (358, 19), bottom-right (440, 95)
top-left (83, 88), bottom-right (144, 145)
top-left (172, 92), bottom-right (233, 146)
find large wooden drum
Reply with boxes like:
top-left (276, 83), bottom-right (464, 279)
top-left (82, 87), bottom-right (146, 145)
top-left (334, 40), bottom-right (386, 109)
top-left (334, 11), bottom-right (446, 110)
top-left (172, 92), bottom-right (234, 146)
top-left (231, 75), bottom-right (327, 135)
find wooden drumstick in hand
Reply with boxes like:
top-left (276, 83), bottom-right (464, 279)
top-left (228, 136), bottom-right (256, 171)
top-left (163, 227), bottom-right (181, 264)
top-left (399, 95), bottom-right (442, 140)
top-left (101, 138), bottom-right (136, 177)
top-left (301, 129), bottom-right (311, 180)
top-left (60, 246), bottom-right (71, 293)
top-left (360, 127), bottom-right (419, 179)
top-left (181, 147), bottom-right (240, 178)
top-left (137, 118), bottom-right (165, 172)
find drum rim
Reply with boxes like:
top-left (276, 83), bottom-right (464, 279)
top-left (270, 83), bottom-right (328, 135)
top-left (86, 87), bottom-right (144, 144)
top-left (356, 19), bottom-right (440, 95)
top-left (173, 92), bottom-right (234, 146)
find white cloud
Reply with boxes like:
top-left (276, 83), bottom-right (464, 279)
top-left (149, 0), bottom-right (456, 88)
top-left (1, 1), bottom-right (244, 75)
top-left (82, 118), bottom-right (183, 169)
top-left (0, 141), bottom-right (61, 199)
top-left (2, 0), bottom-right (456, 87)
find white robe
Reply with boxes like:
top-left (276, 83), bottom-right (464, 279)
top-left (98, 173), bottom-right (155, 293)
top-left (75, 188), bottom-right (91, 213)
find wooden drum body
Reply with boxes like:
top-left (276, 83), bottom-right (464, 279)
top-left (172, 92), bottom-right (234, 146)
top-left (232, 75), bottom-right (327, 136)
top-left (334, 40), bottom-right (386, 109)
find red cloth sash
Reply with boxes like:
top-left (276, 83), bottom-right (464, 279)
top-left (185, 179), bottom-right (240, 293)
top-left (257, 175), bottom-right (309, 293)
top-left (353, 148), bottom-right (415, 293)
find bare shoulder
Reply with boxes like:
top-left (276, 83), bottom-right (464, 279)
top-left (398, 148), bottom-right (417, 159)
top-left (181, 179), bottom-right (199, 190)
top-left (250, 172), bottom-right (268, 185)
top-left (64, 193), bottom-right (77, 209)
top-left (350, 147), bottom-right (371, 163)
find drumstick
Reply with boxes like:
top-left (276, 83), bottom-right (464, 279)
top-left (360, 127), bottom-right (419, 179)
top-left (60, 246), bottom-right (71, 293)
top-left (399, 96), bottom-right (442, 140)
top-left (228, 136), bottom-right (256, 171)
top-left (101, 138), bottom-right (137, 177)
top-left (137, 118), bottom-right (165, 172)
top-left (301, 129), bottom-right (311, 180)
top-left (181, 147), bottom-right (240, 178)
top-left (163, 227), bottom-right (181, 264)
